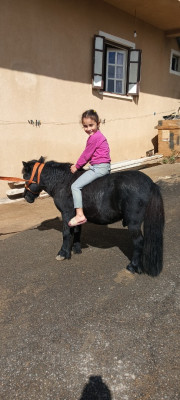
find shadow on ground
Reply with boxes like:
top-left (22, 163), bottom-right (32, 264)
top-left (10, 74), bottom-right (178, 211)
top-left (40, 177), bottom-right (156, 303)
top-left (79, 375), bottom-right (112, 400)
top-left (36, 217), bottom-right (133, 261)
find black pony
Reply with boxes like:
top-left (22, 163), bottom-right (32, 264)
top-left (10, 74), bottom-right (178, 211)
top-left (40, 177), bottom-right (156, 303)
top-left (22, 156), bottom-right (164, 276)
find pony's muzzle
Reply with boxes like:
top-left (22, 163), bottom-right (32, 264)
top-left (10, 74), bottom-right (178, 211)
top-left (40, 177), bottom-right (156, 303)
top-left (24, 193), bottom-right (35, 203)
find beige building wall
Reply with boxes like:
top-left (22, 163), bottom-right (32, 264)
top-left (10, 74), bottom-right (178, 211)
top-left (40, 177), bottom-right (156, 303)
top-left (0, 0), bottom-right (179, 198)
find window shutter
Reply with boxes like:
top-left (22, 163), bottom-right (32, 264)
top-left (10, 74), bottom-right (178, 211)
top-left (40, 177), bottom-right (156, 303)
top-left (127, 49), bottom-right (142, 95)
top-left (92, 35), bottom-right (105, 89)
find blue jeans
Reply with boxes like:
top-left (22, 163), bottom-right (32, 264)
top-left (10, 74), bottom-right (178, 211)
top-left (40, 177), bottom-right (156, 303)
top-left (71, 163), bottom-right (111, 209)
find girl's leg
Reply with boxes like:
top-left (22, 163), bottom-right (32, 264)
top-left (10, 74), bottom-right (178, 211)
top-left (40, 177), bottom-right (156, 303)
top-left (69, 164), bottom-right (110, 225)
top-left (70, 168), bottom-right (97, 223)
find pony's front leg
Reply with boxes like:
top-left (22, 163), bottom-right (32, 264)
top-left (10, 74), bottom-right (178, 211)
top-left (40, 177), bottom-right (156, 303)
top-left (72, 225), bottom-right (82, 254)
top-left (56, 217), bottom-right (73, 261)
top-left (127, 228), bottom-right (144, 274)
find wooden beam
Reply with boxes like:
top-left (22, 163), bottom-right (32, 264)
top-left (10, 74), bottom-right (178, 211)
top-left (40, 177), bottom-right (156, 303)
top-left (110, 155), bottom-right (163, 172)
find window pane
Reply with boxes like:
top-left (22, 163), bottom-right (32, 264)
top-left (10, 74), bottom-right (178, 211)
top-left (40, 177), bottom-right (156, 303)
top-left (108, 65), bottom-right (115, 78)
top-left (130, 50), bottom-right (139, 62)
top-left (107, 79), bottom-right (114, 92)
top-left (95, 36), bottom-right (104, 51)
top-left (116, 66), bottom-right (123, 79)
top-left (93, 75), bottom-right (103, 87)
top-left (108, 52), bottom-right (115, 64)
top-left (128, 83), bottom-right (138, 94)
top-left (172, 55), bottom-right (180, 72)
top-left (117, 52), bottom-right (124, 65)
top-left (116, 80), bottom-right (122, 93)
top-left (94, 51), bottom-right (103, 74)
top-left (129, 63), bottom-right (138, 82)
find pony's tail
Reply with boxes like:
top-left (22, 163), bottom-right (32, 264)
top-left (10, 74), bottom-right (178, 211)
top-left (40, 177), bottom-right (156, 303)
top-left (142, 183), bottom-right (165, 276)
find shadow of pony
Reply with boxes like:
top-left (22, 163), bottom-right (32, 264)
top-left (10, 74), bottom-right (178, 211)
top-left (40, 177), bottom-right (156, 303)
top-left (37, 217), bottom-right (133, 261)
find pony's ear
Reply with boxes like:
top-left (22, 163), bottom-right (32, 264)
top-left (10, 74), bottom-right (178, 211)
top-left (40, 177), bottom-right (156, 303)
top-left (39, 156), bottom-right (45, 163)
top-left (22, 161), bottom-right (31, 173)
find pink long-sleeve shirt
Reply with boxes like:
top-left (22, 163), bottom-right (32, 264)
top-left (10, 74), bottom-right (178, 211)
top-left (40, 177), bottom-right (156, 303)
top-left (75, 130), bottom-right (111, 169)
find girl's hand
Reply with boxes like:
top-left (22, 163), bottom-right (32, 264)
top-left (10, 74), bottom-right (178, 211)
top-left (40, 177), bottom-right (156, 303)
top-left (70, 164), bottom-right (77, 174)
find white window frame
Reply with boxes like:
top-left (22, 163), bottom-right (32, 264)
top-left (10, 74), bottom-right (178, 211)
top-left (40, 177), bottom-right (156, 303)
top-left (92, 31), bottom-right (141, 99)
top-left (169, 49), bottom-right (180, 76)
top-left (105, 48), bottom-right (127, 95)
top-left (99, 31), bottom-right (135, 50)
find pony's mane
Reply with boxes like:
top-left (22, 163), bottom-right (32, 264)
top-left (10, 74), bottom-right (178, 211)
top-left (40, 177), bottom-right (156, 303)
top-left (46, 160), bottom-right (71, 167)
top-left (29, 157), bottom-right (72, 171)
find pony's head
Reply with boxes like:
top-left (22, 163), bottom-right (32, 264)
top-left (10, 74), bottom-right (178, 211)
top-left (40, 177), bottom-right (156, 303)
top-left (22, 156), bottom-right (45, 203)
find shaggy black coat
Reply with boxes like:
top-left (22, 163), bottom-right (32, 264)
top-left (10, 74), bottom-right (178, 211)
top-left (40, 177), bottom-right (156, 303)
top-left (22, 157), bottom-right (165, 276)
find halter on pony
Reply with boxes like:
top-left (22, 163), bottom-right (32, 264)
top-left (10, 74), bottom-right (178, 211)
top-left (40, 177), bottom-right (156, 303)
top-left (0, 162), bottom-right (45, 195)
top-left (24, 162), bottom-right (45, 194)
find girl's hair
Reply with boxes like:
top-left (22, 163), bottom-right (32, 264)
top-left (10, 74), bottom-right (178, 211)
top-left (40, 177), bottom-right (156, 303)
top-left (81, 109), bottom-right (100, 125)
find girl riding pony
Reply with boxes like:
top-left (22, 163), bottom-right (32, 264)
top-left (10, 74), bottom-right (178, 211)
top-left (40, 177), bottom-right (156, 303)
top-left (68, 109), bottom-right (111, 227)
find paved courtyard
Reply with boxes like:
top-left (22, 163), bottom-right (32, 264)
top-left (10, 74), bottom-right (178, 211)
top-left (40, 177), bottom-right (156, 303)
top-left (0, 163), bottom-right (180, 400)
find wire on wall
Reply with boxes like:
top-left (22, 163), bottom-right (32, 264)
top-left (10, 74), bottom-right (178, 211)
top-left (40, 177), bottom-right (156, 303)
top-left (0, 109), bottom-right (177, 126)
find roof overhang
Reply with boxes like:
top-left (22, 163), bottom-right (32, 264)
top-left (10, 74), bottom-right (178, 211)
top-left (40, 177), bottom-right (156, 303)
top-left (103, 0), bottom-right (180, 34)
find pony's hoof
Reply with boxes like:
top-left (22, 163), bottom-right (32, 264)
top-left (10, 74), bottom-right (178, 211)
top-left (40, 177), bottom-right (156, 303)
top-left (72, 246), bottom-right (82, 255)
top-left (126, 264), bottom-right (136, 274)
top-left (126, 264), bottom-right (142, 274)
top-left (56, 255), bottom-right (65, 261)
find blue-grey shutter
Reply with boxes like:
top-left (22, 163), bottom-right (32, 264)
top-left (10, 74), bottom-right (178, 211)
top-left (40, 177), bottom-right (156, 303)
top-left (127, 49), bottom-right (142, 95)
top-left (92, 35), bottom-right (105, 89)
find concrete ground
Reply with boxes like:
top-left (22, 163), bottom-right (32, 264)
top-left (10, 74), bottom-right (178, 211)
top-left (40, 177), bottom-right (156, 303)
top-left (0, 163), bottom-right (180, 400)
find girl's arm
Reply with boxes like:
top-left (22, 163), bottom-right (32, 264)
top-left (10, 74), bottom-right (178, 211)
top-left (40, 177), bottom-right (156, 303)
top-left (75, 137), bottom-right (97, 169)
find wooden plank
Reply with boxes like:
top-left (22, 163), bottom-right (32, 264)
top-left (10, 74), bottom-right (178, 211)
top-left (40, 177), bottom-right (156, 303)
top-left (6, 188), bottom-right (48, 199)
top-left (110, 155), bottom-right (163, 171)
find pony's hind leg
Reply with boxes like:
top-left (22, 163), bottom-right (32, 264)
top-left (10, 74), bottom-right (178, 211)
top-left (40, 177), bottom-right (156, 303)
top-left (127, 227), bottom-right (144, 274)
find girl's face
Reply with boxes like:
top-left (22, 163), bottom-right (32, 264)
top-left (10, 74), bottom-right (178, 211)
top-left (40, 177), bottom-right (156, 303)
top-left (82, 117), bottom-right (99, 135)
